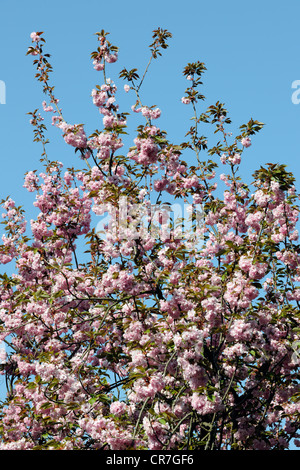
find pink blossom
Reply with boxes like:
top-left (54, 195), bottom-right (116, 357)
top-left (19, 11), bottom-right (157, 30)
top-left (0, 344), bottom-right (6, 364)
top-left (93, 59), bottom-right (104, 71)
top-left (220, 154), bottom-right (227, 164)
top-left (253, 190), bottom-right (269, 207)
top-left (42, 100), bottom-right (54, 112)
top-left (181, 97), bottom-right (191, 104)
top-left (1, 27), bottom-right (300, 452)
top-left (110, 401), bottom-right (128, 417)
top-left (105, 53), bottom-right (118, 63)
top-left (241, 136), bottom-right (251, 147)
top-left (62, 124), bottom-right (87, 148)
top-left (191, 392), bottom-right (223, 415)
top-left (30, 32), bottom-right (41, 42)
top-left (23, 171), bottom-right (39, 192)
top-left (129, 136), bottom-right (159, 166)
top-left (103, 114), bottom-right (115, 128)
top-left (141, 107), bottom-right (161, 120)
top-left (229, 153), bottom-right (241, 165)
top-left (92, 88), bottom-right (108, 107)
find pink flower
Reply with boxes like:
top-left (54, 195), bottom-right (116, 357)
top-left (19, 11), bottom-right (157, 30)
top-left (105, 53), bottom-right (118, 63)
top-left (141, 107), bottom-right (161, 120)
top-left (91, 89), bottom-right (108, 107)
top-left (228, 319), bottom-right (254, 341)
top-left (238, 255), bottom-right (252, 273)
top-left (241, 136), bottom-right (251, 148)
top-left (229, 153), bottom-right (241, 165)
top-left (220, 154), bottom-right (227, 164)
top-left (42, 101), bottom-right (54, 113)
top-left (248, 262), bottom-right (268, 280)
top-left (103, 114), bottom-right (115, 128)
top-left (191, 392), bottom-right (223, 415)
top-left (110, 401), bottom-right (127, 417)
top-left (30, 32), bottom-right (41, 42)
top-left (129, 136), bottom-right (159, 166)
top-left (154, 178), bottom-right (168, 192)
top-left (23, 171), bottom-right (39, 192)
top-left (131, 104), bottom-right (142, 113)
top-left (181, 97), bottom-right (191, 104)
top-left (93, 60), bottom-right (104, 71)
top-left (62, 124), bottom-right (87, 148)
top-left (0, 344), bottom-right (6, 364)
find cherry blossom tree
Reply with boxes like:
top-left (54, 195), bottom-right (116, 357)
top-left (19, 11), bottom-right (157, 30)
top-left (0, 28), bottom-right (300, 450)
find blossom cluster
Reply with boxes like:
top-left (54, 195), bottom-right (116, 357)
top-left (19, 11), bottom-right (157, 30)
top-left (0, 29), bottom-right (299, 451)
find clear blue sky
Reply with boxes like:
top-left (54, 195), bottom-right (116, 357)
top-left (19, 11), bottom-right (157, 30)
top-left (0, 0), bottom-right (300, 448)
top-left (1, 0), bottom-right (300, 210)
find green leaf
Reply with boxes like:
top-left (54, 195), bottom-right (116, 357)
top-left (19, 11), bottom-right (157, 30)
top-left (40, 402), bottom-right (52, 410)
